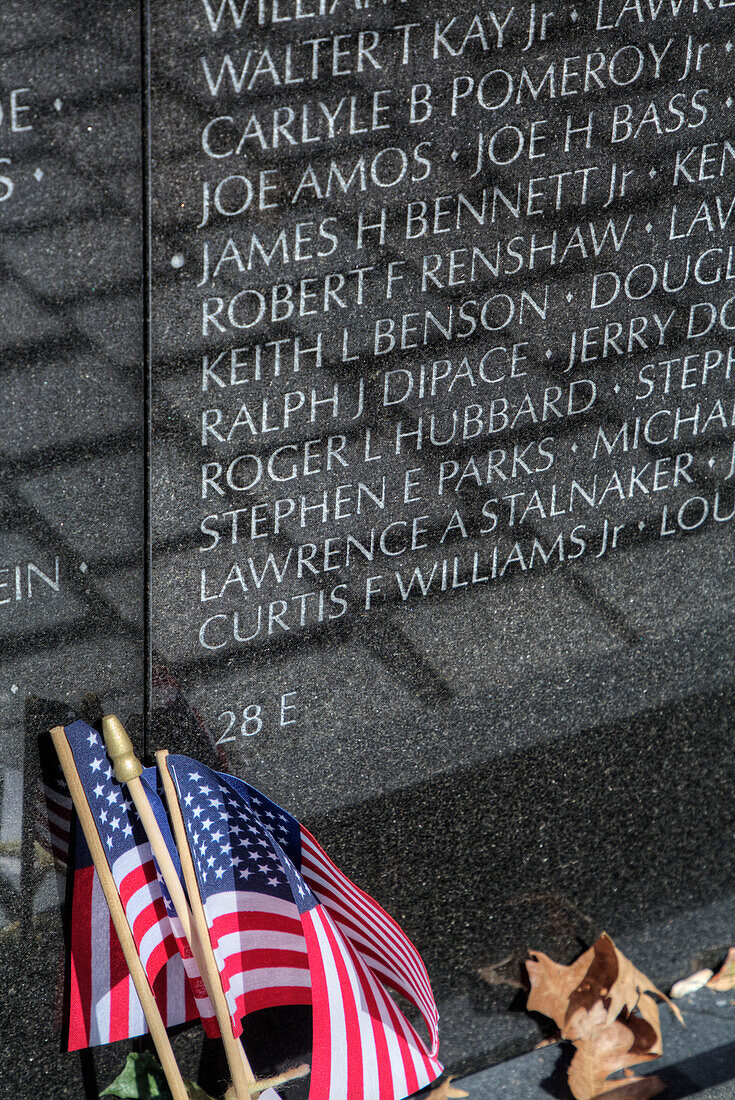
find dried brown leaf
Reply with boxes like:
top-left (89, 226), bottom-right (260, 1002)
top-left (633, 994), bottom-right (663, 1059)
top-left (707, 948), bottom-right (735, 991)
top-left (429, 1077), bottom-right (469, 1098)
top-left (566, 1001), bottom-right (662, 1100)
top-left (526, 947), bottom-right (595, 1031)
top-left (603, 934), bottom-right (683, 1028)
top-left (670, 969), bottom-right (713, 998)
top-left (526, 935), bottom-right (682, 1100)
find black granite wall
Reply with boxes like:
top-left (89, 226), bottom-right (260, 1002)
top-left (0, 2), bottom-right (146, 1094)
top-left (1, 0), bottom-right (734, 1096)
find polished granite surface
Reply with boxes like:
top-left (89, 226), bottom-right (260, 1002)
top-left (1, 0), bottom-right (734, 1095)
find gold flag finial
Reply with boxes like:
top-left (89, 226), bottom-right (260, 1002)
top-left (102, 714), bottom-right (143, 782)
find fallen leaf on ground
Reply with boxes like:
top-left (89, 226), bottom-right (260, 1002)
top-left (707, 948), bottom-right (735, 991)
top-left (430, 1076), bottom-right (469, 1098)
top-left (670, 969), bottom-right (714, 998)
top-left (601, 935), bottom-right (682, 1037)
top-left (526, 945), bottom-right (594, 1031)
top-left (566, 999), bottom-right (663, 1099)
top-left (526, 934), bottom-right (681, 1100)
top-left (101, 1053), bottom-right (217, 1100)
top-left (101, 1053), bottom-right (172, 1099)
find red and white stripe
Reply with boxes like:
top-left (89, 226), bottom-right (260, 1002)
top-left (204, 891), bottom-right (313, 1031)
top-left (67, 846), bottom-right (214, 1048)
top-left (113, 844), bottom-right (213, 1033)
top-left (168, 907), bottom-right (221, 1037)
top-left (304, 905), bottom-right (442, 1100)
top-left (300, 830), bottom-right (439, 1056)
top-left (37, 780), bottom-right (72, 866)
top-left (67, 863), bottom-right (148, 1049)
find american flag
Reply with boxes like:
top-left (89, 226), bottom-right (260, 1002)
top-left (37, 751), bottom-right (73, 868)
top-left (165, 755), bottom-right (443, 1100)
top-left (65, 814), bottom-right (148, 1049)
top-left (32, 705), bottom-right (77, 870)
top-left (61, 721), bottom-right (216, 1048)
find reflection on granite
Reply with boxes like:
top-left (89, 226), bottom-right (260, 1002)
top-left (144, 0), bottom-right (734, 1086)
top-left (0, 1), bottom-right (145, 1094)
top-left (0, 0), bottom-right (734, 1095)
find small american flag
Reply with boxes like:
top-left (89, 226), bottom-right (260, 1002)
top-left (33, 706), bottom-right (78, 870)
top-left (65, 815), bottom-right (148, 1049)
top-left (165, 755), bottom-right (442, 1100)
top-left (61, 721), bottom-right (216, 1048)
top-left (37, 752), bottom-right (73, 868)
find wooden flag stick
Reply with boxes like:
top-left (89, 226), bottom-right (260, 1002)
top-left (155, 749), bottom-right (264, 1096)
top-left (100, 718), bottom-right (205, 967)
top-left (49, 726), bottom-right (189, 1100)
top-left (101, 718), bottom-right (256, 1100)
top-left (153, 754), bottom-right (309, 1096)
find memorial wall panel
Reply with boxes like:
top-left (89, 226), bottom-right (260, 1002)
top-left (0, 3), bottom-right (147, 1094)
top-left (146, 0), bottom-right (735, 1081)
top-left (0, 0), bottom-right (734, 1094)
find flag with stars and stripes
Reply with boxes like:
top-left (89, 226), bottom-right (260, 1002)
top-left (164, 754), bottom-right (442, 1100)
top-left (60, 721), bottom-right (216, 1049)
top-left (37, 748), bottom-right (74, 869)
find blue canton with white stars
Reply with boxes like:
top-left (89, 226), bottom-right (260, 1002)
top-left (167, 756), bottom-right (318, 914)
top-left (64, 720), bottom-right (153, 869)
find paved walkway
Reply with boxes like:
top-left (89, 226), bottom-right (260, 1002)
top-left (456, 987), bottom-right (735, 1099)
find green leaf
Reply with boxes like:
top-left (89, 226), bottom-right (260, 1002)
top-left (101, 1052), bottom-right (172, 1099)
top-left (101, 1051), bottom-right (219, 1100)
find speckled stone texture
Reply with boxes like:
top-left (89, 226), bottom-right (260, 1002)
top-left (1, 0), bottom-right (734, 1097)
top-left (0, 1), bottom-right (146, 1095)
top-left (145, 0), bottom-right (735, 1086)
